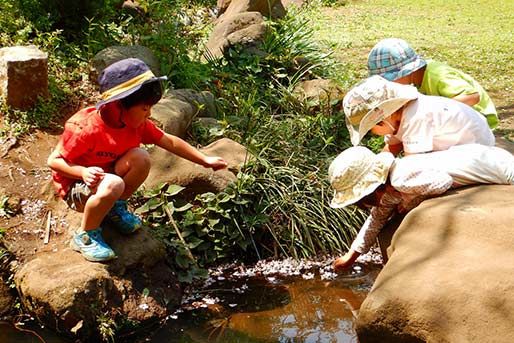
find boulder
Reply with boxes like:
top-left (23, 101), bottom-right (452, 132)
top-left (0, 46), bottom-right (49, 110)
top-left (145, 138), bottom-right (251, 194)
top-left (151, 89), bottom-right (217, 138)
top-left (293, 79), bottom-right (345, 111)
top-left (217, 0), bottom-right (233, 16)
top-left (221, 0), bottom-right (286, 19)
top-left (282, 0), bottom-right (308, 9)
top-left (357, 185), bottom-right (514, 343)
top-left (91, 46), bottom-right (161, 84)
top-left (204, 12), bottom-right (266, 60)
top-left (15, 227), bottom-right (181, 339)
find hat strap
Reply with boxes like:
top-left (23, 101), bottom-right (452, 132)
top-left (100, 70), bottom-right (156, 101)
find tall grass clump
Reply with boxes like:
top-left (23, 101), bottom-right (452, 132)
top-left (157, 8), bottom-right (366, 261)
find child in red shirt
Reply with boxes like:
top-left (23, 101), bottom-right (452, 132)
top-left (48, 58), bottom-right (227, 262)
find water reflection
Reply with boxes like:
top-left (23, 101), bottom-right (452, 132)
top-left (0, 321), bottom-right (71, 343)
top-left (144, 263), bottom-right (380, 343)
top-left (0, 263), bottom-right (380, 343)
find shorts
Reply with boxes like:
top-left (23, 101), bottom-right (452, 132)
top-left (64, 181), bottom-right (93, 211)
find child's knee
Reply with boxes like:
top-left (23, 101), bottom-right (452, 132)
top-left (116, 148), bottom-right (151, 173)
top-left (98, 174), bottom-right (125, 198)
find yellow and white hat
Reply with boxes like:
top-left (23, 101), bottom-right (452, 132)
top-left (95, 58), bottom-right (167, 109)
top-left (328, 146), bottom-right (394, 208)
top-left (343, 75), bottom-right (418, 146)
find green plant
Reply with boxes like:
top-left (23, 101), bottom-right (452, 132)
top-left (135, 175), bottom-right (268, 281)
top-left (97, 312), bottom-right (117, 343)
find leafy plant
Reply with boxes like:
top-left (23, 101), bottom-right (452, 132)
top-left (135, 174), bottom-right (268, 282)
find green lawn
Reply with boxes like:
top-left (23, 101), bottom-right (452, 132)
top-left (309, 0), bottom-right (514, 112)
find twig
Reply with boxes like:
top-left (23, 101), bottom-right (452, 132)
top-left (43, 211), bottom-right (51, 244)
top-left (13, 315), bottom-right (47, 343)
top-left (163, 206), bottom-right (196, 264)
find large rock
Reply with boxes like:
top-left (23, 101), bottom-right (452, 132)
top-left (357, 185), bottom-right (514, 343)
top-left (293, 79), bottom-right (345, 111)
top-left (15, 227), bottom-right (181, 339)
top-left (204, 12), bottom-right (266, 60)
top-left (151, 89), bottom-right (217, 138)
top-left (0, 46), bottom-right (49, 110)
top-left (146, 138), bottom-right (250, 194)
top-left (221, 0), bottom-right (286, 19)
top-left (91, 45), bottom-right (161, 84)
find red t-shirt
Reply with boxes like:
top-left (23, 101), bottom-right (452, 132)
top-left (52, 106), bottom-right (165, 197)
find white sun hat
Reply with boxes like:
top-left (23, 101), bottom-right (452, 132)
top-left (343, 75), bottom-right (418, 146)
top-left (328, 146), bottom-right (395, 208)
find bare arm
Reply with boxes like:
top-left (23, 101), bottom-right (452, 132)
top-left (47, 148), bottom-right (104, 187)
top-left (452, 92), bottom-right (480, 107)
top-left (156, 133), bottom-right (227, 170)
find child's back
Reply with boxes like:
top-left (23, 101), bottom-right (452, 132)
top-left (395, 93), bottom-right (495, 154)
top-left (420, 60), bottom-right (497, 128)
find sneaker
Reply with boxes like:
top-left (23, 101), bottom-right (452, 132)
top-left (70, 228), bottom-right (116, 262)
top-left (103, 200), bottom-right (142, 234)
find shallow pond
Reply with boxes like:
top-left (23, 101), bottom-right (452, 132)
top-left (0, 261), bottom-right (380, 343)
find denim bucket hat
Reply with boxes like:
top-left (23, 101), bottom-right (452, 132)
top-left (328, 146), bottom-right (394, 208)
top-left (367, 38), bottom-right (427, 81)
top-left (95, 58), bottom-right (167, 109)
top-left (343, 75), bottom-right (418, 146)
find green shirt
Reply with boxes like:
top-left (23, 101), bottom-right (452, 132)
top-left (419, 60), bottom-right (498, 128)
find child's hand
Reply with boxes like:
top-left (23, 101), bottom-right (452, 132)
top-left (333, 249), bottom-right (360, 272)
top-left (203, 156), bottom-right (228, 171)
top-left (82, 167), bottom-right (105, 188)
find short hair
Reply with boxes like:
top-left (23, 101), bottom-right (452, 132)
top-left (120, 80), bottom-right (163, 109)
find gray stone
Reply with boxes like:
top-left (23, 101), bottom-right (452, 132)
top-left (293, 79), bottom-right (345, 109)
top-left (204, 12), bottom-right (266, 59)
top-left (0, 46), bottom-right (49, 110)
top-left (151, 89), bottom-right (217, 138)
top-left (91, 45), bottom-right (161, 85)
top-left (358, 185), bottom-right (514, 343)
top-left (221, 0), bottom-right (286, 19)
top-left (167, 89), bottom-right (217, 118)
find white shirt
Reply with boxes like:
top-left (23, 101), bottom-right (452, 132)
top-left (394, 94), bottom-right (495, 154)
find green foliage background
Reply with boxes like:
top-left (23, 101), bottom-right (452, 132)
top-left (0, 0), bottom-right (364, 281)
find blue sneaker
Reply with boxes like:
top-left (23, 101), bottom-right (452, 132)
top-left (104, 200), bottom-right (142, 234)
top-left (70, 228), bottom-right (116, 262)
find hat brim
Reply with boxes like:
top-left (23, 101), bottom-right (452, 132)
top-left (330, 152), bottom-right (394, 208)
top-left (380, 56), bottom-right (427, 81)
top-left (347, 86), bottom-right (418, 146)
top-left (95, 76), bottom-right (167, 109)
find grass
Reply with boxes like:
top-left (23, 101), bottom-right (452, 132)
top-left (309, 0), bottom-right (514, 110)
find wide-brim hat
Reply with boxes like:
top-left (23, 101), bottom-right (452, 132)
top-left (343, 75), bottom-right (418, 146)
top-left (328, 146), bottom-right (394, 208)
top-left (95, 58), bottom-right (167, 109)
top-left (368, 38), bottom-right (427, 81)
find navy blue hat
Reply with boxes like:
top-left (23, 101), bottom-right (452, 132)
top-left (96, 58), bottom-right (167, 109)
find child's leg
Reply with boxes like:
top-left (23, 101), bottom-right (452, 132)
top-left (114, 148), bottom-right (151, 200)
top-left (101, 148), bottom-right (150, 234)
top-left (81, 174), bottom-right (125, 231)
top-left (69, 174), bottom-right (124, 262)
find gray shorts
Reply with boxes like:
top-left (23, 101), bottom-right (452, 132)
top-left (64, 181), bottom-right (93, 211)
